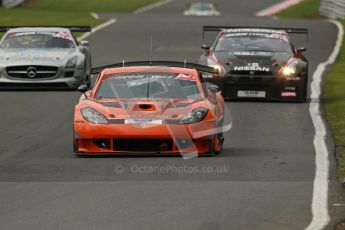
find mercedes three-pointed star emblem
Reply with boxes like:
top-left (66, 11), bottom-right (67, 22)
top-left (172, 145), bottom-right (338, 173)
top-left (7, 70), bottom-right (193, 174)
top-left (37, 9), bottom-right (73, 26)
top-left (26, 67), bottom-right (37, 78)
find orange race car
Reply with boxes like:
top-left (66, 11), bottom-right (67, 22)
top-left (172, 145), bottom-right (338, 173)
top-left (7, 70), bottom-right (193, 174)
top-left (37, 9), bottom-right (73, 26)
top-left (73, 61), bottom-right (231, 157)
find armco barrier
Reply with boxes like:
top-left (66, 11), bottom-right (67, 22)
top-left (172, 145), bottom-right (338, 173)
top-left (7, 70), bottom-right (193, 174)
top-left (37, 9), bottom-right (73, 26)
top-left (320, 0), bottom-right (345, 19)
top-left (2, 0), bottom-right (25, 8)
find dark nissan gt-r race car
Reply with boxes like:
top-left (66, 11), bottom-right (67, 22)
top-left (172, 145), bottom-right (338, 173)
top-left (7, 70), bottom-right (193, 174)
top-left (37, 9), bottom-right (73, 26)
top-left (73, 61), bottom-right (231, 157)
top-left (199, 26), bottom-right (309, 102)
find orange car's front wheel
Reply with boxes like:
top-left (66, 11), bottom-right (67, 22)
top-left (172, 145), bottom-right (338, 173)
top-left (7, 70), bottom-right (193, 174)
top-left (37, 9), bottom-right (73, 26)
top-left (213, 133), bottom-right (224, 154)
top-left (202, 134), bottom-right (224, 157)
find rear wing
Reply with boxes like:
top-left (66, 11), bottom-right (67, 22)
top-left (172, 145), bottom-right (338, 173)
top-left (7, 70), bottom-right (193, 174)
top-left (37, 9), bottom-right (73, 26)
top-left (203, 25), bottom-right (308, 40)
top-left (0, 26), bottom-right (91, 33)
top-left (91, 61), bottom-right (219, 75)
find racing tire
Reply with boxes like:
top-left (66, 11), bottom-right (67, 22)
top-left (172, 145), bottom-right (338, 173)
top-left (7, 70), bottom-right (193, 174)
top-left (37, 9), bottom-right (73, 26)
top-left (214, 133), bottom-right (224, 155)
top-left (201, 134), bottom-right (223, 157)
top-left (201, 139), bottom-right (216, 157)
top-left (297, 84), bottom-right (308, 103)
top-left (298, 72), bottom-right (308, 103)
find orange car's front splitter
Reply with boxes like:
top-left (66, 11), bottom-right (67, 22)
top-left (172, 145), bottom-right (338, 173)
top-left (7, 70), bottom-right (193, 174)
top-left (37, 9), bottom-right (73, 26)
top-left (75, 137), bottom-right (212, 155)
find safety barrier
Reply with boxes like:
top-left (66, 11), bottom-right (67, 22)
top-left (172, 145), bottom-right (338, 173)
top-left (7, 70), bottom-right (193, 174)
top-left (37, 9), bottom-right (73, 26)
top-left (1, 0), bottom-right (25, 8)
top-left (320, 0), bottom-right (345, 19)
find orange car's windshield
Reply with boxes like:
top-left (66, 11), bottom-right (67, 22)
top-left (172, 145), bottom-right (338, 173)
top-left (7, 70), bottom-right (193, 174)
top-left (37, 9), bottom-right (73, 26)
top-left (95, 72), bottom-right (201, 99)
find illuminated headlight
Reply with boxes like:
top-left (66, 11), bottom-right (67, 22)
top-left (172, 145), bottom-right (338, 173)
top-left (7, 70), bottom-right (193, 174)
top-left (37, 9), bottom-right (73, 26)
top-left (66, 56), bottom-right (78, 68)
top-left (281, 66), bottom-right (296, 77)
top-left (81, 107), bottom-right (108, 124)
top-left (207, 59), bottom-right (223, 74)
top-left (180, 108), bottom-right (208, 124)
top-left (212, 64), bottom-right (222, 73)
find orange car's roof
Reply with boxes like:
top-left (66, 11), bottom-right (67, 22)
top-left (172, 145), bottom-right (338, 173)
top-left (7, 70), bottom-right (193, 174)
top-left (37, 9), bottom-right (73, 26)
top-left (101, 66), bottom-right (199, 76)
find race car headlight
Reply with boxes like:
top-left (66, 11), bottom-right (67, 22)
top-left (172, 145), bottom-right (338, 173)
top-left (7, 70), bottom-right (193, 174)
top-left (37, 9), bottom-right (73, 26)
top-left (81, 107), bottom-right (108, 124)
top-left (207, 59), bottom-right (224, 74)
top-left (281, 66), bottom-right (296, 77)
top-left (213, 64), bottom-right (222, 73)
top-left (180, 108), bottom-right (208, 124)
top-left (66, 56), bottom-right (78, 68)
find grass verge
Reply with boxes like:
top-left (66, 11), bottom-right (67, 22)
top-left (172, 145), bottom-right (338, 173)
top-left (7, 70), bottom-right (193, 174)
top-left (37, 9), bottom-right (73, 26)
top-left (0, 0), bottom-right (160, 38)
top-left (26, 0), bottom-right (160, 13)
top-left (276, 0), bottom-right (320, 18)
top-left (277, 0), bottom-right (345, 180)
top-left (324, 28), bottom-right (345, 180)
top-left (0, 8), bottom-right (100, 26)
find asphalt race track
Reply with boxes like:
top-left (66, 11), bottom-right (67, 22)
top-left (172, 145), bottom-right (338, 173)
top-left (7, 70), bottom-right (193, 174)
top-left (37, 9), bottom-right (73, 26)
top-left (1, 1), bottom-right (345, 229)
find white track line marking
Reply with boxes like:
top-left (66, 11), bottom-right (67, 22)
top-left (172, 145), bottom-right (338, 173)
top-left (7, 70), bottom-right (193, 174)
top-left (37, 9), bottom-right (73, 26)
top-left (90, 12), bottom-right (99, 20)
top-left (256, 0), bottom-right (303, 16)
top-left (78, 18), bottom-right (116, 41)
top-left (305, 20), bottom-right (344, 230)
top-left (333, 204), bottom-right (345, 207)
top-left (133, 0), bottom-right (173, 14)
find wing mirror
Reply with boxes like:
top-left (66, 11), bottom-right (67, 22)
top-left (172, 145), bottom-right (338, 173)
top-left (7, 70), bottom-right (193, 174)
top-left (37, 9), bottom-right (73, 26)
top-left (78, 84), bottom-right (89, 98)
top-left (207, 84), bottom-right (220, 93)
top-left (80, 40), bottom-right (89, 47)
top-left (296, 47), bottom-right (307, 53)
top-left (201, 44), bottom-right (211, 50)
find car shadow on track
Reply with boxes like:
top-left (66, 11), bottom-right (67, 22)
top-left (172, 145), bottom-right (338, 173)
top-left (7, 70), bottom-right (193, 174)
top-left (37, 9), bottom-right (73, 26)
top-left (73, 147), bottom-right (270, 159)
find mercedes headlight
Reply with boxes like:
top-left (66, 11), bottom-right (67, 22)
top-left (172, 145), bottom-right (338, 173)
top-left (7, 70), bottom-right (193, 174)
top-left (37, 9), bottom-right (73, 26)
top-left (66, 56), bottom-right (78, 68)
top-left (180, 108), bottom-right (208, 124)
top-left (81, 107), bottom-right (108, 124)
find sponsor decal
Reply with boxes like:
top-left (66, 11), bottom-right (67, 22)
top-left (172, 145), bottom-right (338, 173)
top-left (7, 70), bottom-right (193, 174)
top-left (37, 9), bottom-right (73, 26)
top-left (4, 53), bottom-right (56, 61)
top-left (281, 92), bottom-right (296, 97)
top-left (151, 75), bottom-right (174, 79)
top-left (285, 86), bottom-right (296, 90)
top-left (225, 32), bottom-right (273, 37)
top-left (11, 31), bottom-right (56, 37)
top-left (286, 76), bottom-right (301, 81)
top-left (234, 62), bottom-right (270, 72)
top-left (237, 90), bottom-right (266, 98)
top-left (110, 74), bottom-right (176, 80)
top-left (232, 51), bottom-right (272, 56)
top-left (111, 74), bottom-right (146, 80)
top-left (202, 73), bottom-right (213, 79)
top-left (125, 119), bottom-right (163, 125)
top-left (176, 74), bottom-right (195, 81)
top-left (11, 31), bottom-right (73, 41)
top-left (223, 31), bottom-right (289, 43)
top-left (267, 33), bottom-right (289, 42)
top-left (53, 32), bottom-right (73, 41)
top-left (224, 29), bottom-right (285, 34)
